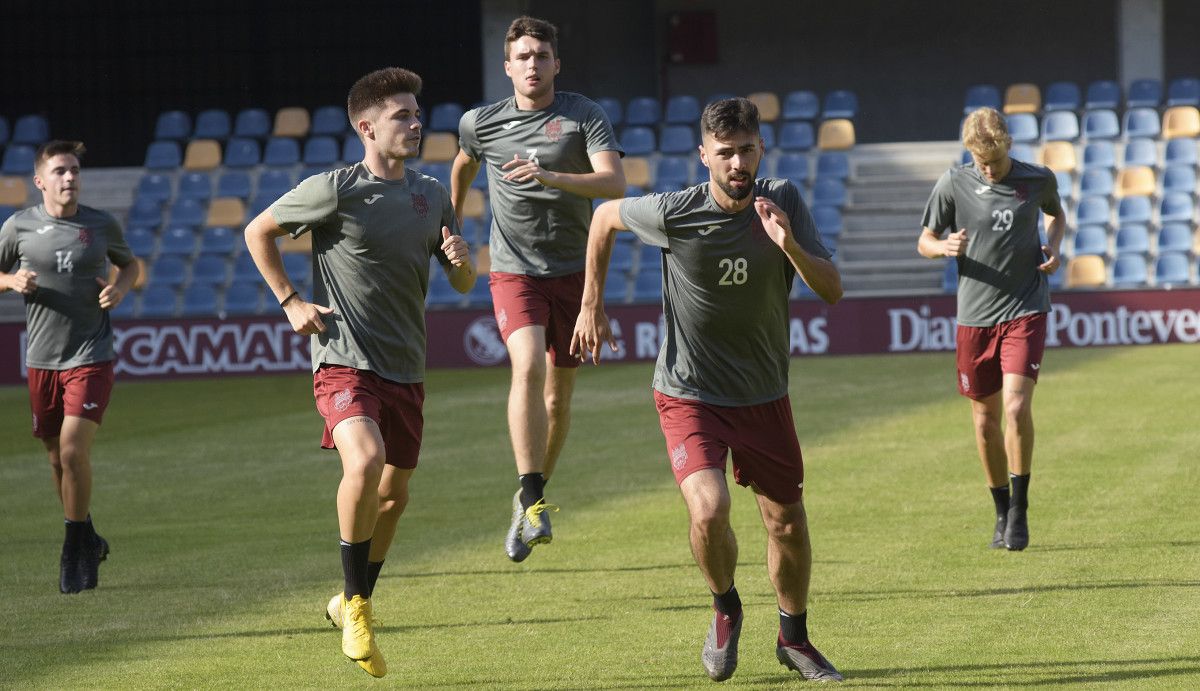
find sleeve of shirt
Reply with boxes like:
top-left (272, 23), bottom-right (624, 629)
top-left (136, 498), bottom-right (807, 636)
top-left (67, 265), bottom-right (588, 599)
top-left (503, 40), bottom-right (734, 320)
top-left (920, 170), bottom-right (956, 236)
top-left (580, 101), bottom-right (622, 157)
top-left (1040, 169), bottom-right (1065, 217)
top-left (776, 180), bottom-right (832, 260)
top-left (618, 194), bottom-right (669, 248)
top-left (102, 213), bottom-right (135, 268)
top-left (270, 172), bottom-right (337, 237)
top-left (457, 109), bottom-right (482, 161)
top-left (0, 217), bottom-right (18, 273)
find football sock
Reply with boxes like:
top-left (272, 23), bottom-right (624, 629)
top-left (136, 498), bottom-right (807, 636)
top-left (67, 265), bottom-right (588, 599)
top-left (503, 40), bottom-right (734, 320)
top-left (989, 485), bottom-right (1011, 517)
top-left (1010, 472), bottom-right (1031, 507)
top-left (779, 608), bottom-right (808, 645)
top-left (367, 560), bottom-right (384, 597)
top-left (518, 473), bottom-right (546, 510)
top-left (340, 539), bottom-right (372, 600)
top-left (64, 519), bottom-right (88, 549)
top-left (712, 583), bottom-right (742, 617)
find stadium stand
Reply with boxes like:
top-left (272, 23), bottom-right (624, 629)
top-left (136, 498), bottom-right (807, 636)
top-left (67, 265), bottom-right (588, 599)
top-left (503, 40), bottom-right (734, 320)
top-left (821, 90), bottom-right (858, 119)
top-left (154, 110), bottom-right (191, 140)
top-left (781, 90), bottom-right (820, 121)
top-left (1082, 109), bottom-right (1121, 141)
top-left (144, 140), bottom-right (183, 170)
top-left (619, 126), bottom-right (656, 156)
top-left (963, 84), bottom-right (1001, 114)
top-left (233, 108), bottom-right (271, 139)
top-left (1003, 83), bottom-right (1040, 114)
top-left (429, 102), bottom-right (464, 132)
top-left (311, 105), bottom-right (347, 136)
top-left (1040, 141), bottom-right (1077, 172)
top-left (1043, 81), bottom-right (1081, 112)
top-left (177, 172), bottom-right (213, 201)
top-left (273, 107), bottom-right (310, 138)
top-left (596, 97), bottom-right (622, 127)
top-left (817, 119), bottom-right (855, 150)
top-left (1041, 111), bottom-right (1079, 142)
top-left (1166, 77), bottom-right (1200, 107)
top-left (1112, 253), bottom-right (1149, 286)
top-left (747, 92), bottom-right (780, 122)
top-left (2, 144), bottom-right (36, 175)
top-left (0, 176), bottom-right (29, 207)
top-left (216, 171), bottom-right (253, 200)
top-left (664, 95), bottom-right (701, 125)
top-left (778, 122), bottom-right (815, 152)
top-left (184, 139), bottom-right (223, 170)
top-left (1065, 255), bottom-right (1107, 287)
top-left (1084, 80), bottom-right (1121, 110)
top-left (12, 114), bottom-right (50, 145)
top-left (263, 137), bottom-right (301, 167)
top-left (223, 281), bottom-right (262, 316)
top-left (194, 109), bottom-right (232, 139)
top-left (1114, 224), bottom-right (1150, 255)
top-left (1072, 225), bottom-right (1109, 257)
top-left (1155, 251), bottom-right (1192, 285)
top-left (1123, 107), bottom-right (1161, 139)
top-left (1114, 166), bottom-right (1155, 198)
top-left (1126, 78), bottom-right (1163, 108)
top-left (1161, 106), bottom-right (1200, 140)
top-left (659, 125), bottom-right (695, 155)
top-left (624, 97), bottom-right (660, 126)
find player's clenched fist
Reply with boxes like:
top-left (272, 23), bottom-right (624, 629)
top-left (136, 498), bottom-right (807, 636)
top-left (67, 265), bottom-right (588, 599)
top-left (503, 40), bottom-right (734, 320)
top-left (944, 229), bottom-right (969, 257)
top-left (5, 268), bottom-right (38, 294)
top-left (440, 227), bottom-right (471, 267)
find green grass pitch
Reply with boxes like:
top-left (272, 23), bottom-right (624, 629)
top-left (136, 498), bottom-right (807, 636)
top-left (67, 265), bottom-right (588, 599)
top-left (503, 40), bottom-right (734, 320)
top-left (2, 345), bottom-right (1198, 688)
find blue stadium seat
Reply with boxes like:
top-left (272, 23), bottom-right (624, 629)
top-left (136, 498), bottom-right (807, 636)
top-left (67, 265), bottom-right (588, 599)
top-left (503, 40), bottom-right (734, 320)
top-left (223, 138), bottom-right (261, 168)
top-left (223, 281), bottom-right (262, 315)
top-left (1, 145), bottom-right (35, 175)
top-left (664, 95), bottom-right (701, 125)
top-left (1078, 168), bottom-right (1114, 197)
top-left (815, 152), bottom-right (850, 180)
top-left (1084, 80), bottom-right (1121, 110)
top-left (1123, 107), bottom-right (1161, 139)
top-left (200, 226), bottom-right (237, 256)
top-left (310, 105), bottom-right (347, 136)
top-left (609, 237), bottom-right (636, 273)
top-left (1054, 171), bottom-right (1074, 199)
top-left (821, 90), bottom-right (858, 119)
top-left (232, 252), bottom-right (262, 283)
top-left (963, 84), bottom-right (1001, 114)
top-left (811, 205), bottom-right (843, 235)
top-left (1116, 195), bottom-right (1152, 225)
top-left (127, 197), bottom-right (164, 228)
top-left (1075, 196), bottom-right (1111, 227)
top-left (625, 97), bottom-right (660, 126)
top-left (705, 92), bottom-right (737, 105)
top-left (190, 254), bottom-right (230, 286)
top-left (811, 177), bottom-right (846, 207)
top-left (429, 102), bottom-right (464, 132)
top-left (138, 285), bottom-right (179, 319)
top-left (596, 97), bottom-right (622, 127)
top-left (778, 122), bottom-right (815, 152)
top-left (792, 278), bottom-right (819, 300)
top-left (782, 90), bottom-right (820, 121)
top-left (194, 109), bottom-right (231, 139)
top-left (1041, 111), bottom-right (1079, 141)
top-left (144, 140), bottom-right (182, 170)
top-left (1127, 79), bottom-right (1162, 109)
top-left (0, 116), bottom-right (8, 145)
top-left (1072, 225), bottom-right (1109, 256)
top-left (150, 255), bottom-right (188, 286)
top-left (619, 126), bottom-right (656, 156)
top-left (1122, 138), bottom-right (1158, 168)
top-left (180, 284), bottom-right (219, 317)
top-left (1155, 251), bottom-right (1191, 285)
top-left (154, 110), bottom-right (192, 140)
top-left (774, 153), bottom-right (810, 185)
top-left (420, 162), bottom-right (451, 188)
top-left (12, 114), bottom-right (49, 145)
top-left (1043, 81), bottom-right (1081, 112)
top-left (304, 136), bottom-right (340, 165)
top-left (1114, 224), bottom-right (1150, 255)
top-left (655, 156), bottom-right (691, 189)
top-left (159, 226), bottom-right (197, 256)
top-left (1167, 77), bottom-right (1200, 107)
top-left (1009, 143), bottom-right (1036, 163)
top-left (638, 243), bottom-right (662, 272)
top-left (342, 135), bottom-right (365, 163)
top-left (1082, 141), bottom-right (1116, 170)
top-left (124, 227), bottom-right (157, 257)
top-left (109, 292), bottom-right (136, 320)
top-left (263, 137), bottom-right (301, 167)
top-left (760, 122), bottom-right (776, 150)
top-left (233, 108), bottom-right (271, 138)
top-left (257, 169), bottom-right (294, 200)
top-left (1157, 223), bottom-right (1194, 254)
top-left (1006, 113), bottom-right (1039, 143)
top-left (425, 266), bottom-right (463, 308)
top-left (1162, 165), bottom-right (1196, 195)
top-left (248, 193), bottom-right (276, 218)
top-left (169, 198), bottom-right (207, 227)
top-left (1159, 192), bottom-right (1195, 223)
top-left (282, 252), bottom-right (310, 285)
top-left (1164, 138), bottom-right (1198, 166)
top-left (136, 174), bottom-right (173, 203)
top-left (0, 205), bottom-right (14, 224)
top-left (176, 172), bottom-right (213, 201)
top-left (604, 273), bottom-right (629, 304)
top-left (1112, 253), bottom-right (1148, 286)
top-left (1082, 109), bottom-right (1120, 141)
top-left (464, 274), bottom-right (492, 307)
top-left (658, 125), bottom-right (695, 155)
top-left (632, 266), bottom-right (662, 303)
top-left (216, 171), bottom-right (253, 201)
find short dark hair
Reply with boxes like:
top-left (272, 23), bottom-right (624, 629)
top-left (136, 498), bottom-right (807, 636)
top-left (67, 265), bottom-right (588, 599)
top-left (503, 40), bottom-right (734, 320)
top-left (347, 67), bottom-right (423, 123)
top-left (35, 140), bottom-right (86, 170)
top-left (700, 98), bottom-right (760, 141)
top-left (505, 16), bottom-right (558, 59)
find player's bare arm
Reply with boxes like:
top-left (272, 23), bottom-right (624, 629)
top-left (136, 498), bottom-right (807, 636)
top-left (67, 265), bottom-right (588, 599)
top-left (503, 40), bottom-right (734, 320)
top-left (244, 209), bottom-right (334, 335)
top-left (754, 196), bottom-right (842, 305)
top-left (0, 268), bottom-right (38, 294)
top-left (918, 227), bottom-right (969, 259)
top-left (1038, 212), bottom-right (1066, 274)
top-left (450, 150), bottom-right (482, 225)
top-left (501, 149), bottom-right (625, 199)
top-left (570, 198), bottom-right (626, 364)
top-left (440, 226), bottom-right (477, 293)
top-left (96, 259), bottom-right (139, 310)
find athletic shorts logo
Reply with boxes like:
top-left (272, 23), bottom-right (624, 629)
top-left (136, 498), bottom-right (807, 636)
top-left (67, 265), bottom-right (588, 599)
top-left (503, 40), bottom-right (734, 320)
top-left (1030, 363), bottom-right (1040, 370)
top-left (670, 443), bottom-right (688, 470)
top-left (410, 193), bottom-right (429, 217)
top-left (545, 117), bottom-right (563, 142)
top-left (77, 228), bottom-right (93, 247)
top-left (333, 388), bottom-right (353, 412)
top-left (960, 372), bottom-right (970, 393)
top-left (81, 402), bottom-right (99, 410)
top-left (32, 414), bottom-right (38, 433)
top-left (496, 308), bottom-right (508, 332)
top-left (364, 193), bottom-right (384, 205)
top-left (463, 316), bottom-right (508, 365)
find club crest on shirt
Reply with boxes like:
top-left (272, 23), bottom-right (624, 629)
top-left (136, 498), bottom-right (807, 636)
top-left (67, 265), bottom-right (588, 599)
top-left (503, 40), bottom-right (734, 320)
top-left (411, 193), bottom-right (429, 218)
top-left (544, 117), bottom-right (563, 142)
top-left (1013, 183), bottom-right (1029, 202)
top-left (77, 227), bottom-right (93, 247)
top-left (670, 443), bottom-right (689, 470)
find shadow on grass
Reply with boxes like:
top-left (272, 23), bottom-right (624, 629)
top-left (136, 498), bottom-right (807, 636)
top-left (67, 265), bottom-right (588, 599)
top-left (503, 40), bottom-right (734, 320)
top-left (846, 654), bottom-right (1200, 687)
top-left (828, 577), bottom-right (1200, 603)
top-left (385, 562), bottom-right (696, 579)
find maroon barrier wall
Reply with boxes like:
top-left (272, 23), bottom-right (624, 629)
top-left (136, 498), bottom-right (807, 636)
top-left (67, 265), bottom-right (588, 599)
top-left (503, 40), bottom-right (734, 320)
top-left (2, 289), bottom-right (1198, 384)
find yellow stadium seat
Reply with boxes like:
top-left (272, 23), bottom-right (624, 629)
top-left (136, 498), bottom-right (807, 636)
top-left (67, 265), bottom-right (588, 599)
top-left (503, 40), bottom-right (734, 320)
top-left (623, 156), bottom-right (651, 189)
top-left (1003, 83), bottom-right (1041, 114)
top-left (273, 107), bottom-right (311, 138)
top-left (1039, 141), bottom-right (1077, 172)
top-left (461, 188), bottom-right (486, 219)
top-left (817, 119), bottom-right (855, 150)
top-left (183, 139), bottom-right (221, 171)
top-left (1114, 166), bottom-right (1156, 198)
top-left (421, 132), bottom-right (458, 163)
top-left (1065, 255), bottom-right (1107, 288)
top-left (747, 92), bottom-right (780, 122)
top-left (475, 244), bottom-right (491, 274)
top-left (0, 176), bottom-right (28, 206)
top-left (1162, 106), bottom-right (1200, 140)
top-left (278, 232), bottom-right (312, 254)
top-left (206, 197), bottom-right (246, 227)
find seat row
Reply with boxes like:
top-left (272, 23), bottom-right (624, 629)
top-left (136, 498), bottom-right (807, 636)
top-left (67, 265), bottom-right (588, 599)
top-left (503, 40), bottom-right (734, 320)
top-left (1003, 105), bottom-right (1200, 145)
top-left (966, 77), bottom-right (1200, 115)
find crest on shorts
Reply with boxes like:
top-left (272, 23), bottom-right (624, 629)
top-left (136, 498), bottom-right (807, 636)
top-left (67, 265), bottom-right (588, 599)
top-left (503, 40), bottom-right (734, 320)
top-left (77, 227), bottom-right (93, 247)
top-left (545, 117), bottom-right (563, 142)
top-left (333, 388), bottom-right (353, 412)
top-left (959, 372), bottom-right (970, 393)
top-left (410, 193), bottom-right (429, 218)
top-left (496, 308), bottom-right (508, 332)
top-left (670, 443), bottom-right (689, 470)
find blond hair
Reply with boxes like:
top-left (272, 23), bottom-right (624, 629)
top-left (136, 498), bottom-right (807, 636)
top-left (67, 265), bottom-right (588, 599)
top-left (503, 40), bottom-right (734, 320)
top-left (961, 107), bottom-right (1012, 158)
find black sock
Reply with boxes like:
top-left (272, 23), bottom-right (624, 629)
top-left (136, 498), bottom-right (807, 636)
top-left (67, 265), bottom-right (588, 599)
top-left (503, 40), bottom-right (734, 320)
top-left (64, 519), bottom-right (88, 549)
top-left (367, 560), bottom-right (384, 597)
top-left (340, 539), bottom-right (372, 600)
top-left (990, 485), bottom-right (1011, 517)
top-left (779, 608), bottom-right (808, 645)
top-left (712, 584), bottom-right (742, 617)
top-left (1010, 473), bottom-right (1031, 508)
top-left (518, 473), bottom-right (545, 509)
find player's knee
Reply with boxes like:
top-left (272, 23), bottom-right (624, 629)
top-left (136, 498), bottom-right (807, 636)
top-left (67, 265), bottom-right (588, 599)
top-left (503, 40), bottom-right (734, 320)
top-left (690, 499), bottom-right (732, 536)
top-left (1004, 395), bottom-right (1033, 425)
top-left (544, 391), bottom-right (570, 420)
top-left (57, 443), bottom-right (89, 471)
top-left (378, 487), bottom-right (409, 516)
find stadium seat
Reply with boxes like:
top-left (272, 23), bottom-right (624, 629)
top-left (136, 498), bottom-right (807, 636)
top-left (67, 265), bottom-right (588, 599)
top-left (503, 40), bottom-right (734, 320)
top-left (311, 105), bottom-right (347, 136)
top-left (817, 119), bottom-right (855, 150)
top-left (184, 139), bottom-right (223, 171)
top-left (1043, 81), bottom-right (1081, 112)
top-left (664, 95), bottom-right (701, 125)
top-left (1078, 168), bottom-right (1114, 197)
top-left (1161, 165), bottom-right (1196, 195)
top-left (460, 188), bottom-right (486, 219)
top-left (272, 107), bottom-right (310, 138)
top-left (619, 126), bottom-right (656, 156)
top-left (1075, 195), bottom-right (1111, 227)
top-left (821, 90), bottom-right (858, 119)
top-left (623, 157), bottom-right (650, 189)
top-left (1065, 255), bottom-right (1107, 288)
top-left (632, 266), bottom-right (662, 303)
top-left (1082, 109), bottom-right (1120, 141)
top-left (770, 153), bottom-right (808, 186)
top-left (257, 169), bottom-right (294, 200)
top-left (12, 114), bottom-right (50, 145)
top-left (200, 226), bottom-right (237, 256)
top-left (232, 252), bottom-right (262, 283)
top-left (127, 197), bottom-right (164, 228)
top-left (1009, 143), bottom-right (1036, 163)
top-left (418, 132), bottom-right (456, 165)
top-left (1003, 83), bottom-right (1040, 114)
top-left (747, 92), bottom-right (780, 122)
top-left (1114, 166), bottom-right (1155, 198)
top-left (464, 270), bottom-right (493, 307)
top-left (811, 205), bottom-right (843, 235)
top-left (303, 136), bottom-right (340, 165)
top-left (180, 284), bottom-right (219, 317)
top-left (193, 109), bottom-right (231, 139)
top-left (782, 90), bottom-right (820, 121)
top-left (0, 176), bottom-right (28, 206)
top-left (109, 292), bottom-right (136, 320)
top-left (1, 144), bottom-right (35, 175)
top-left (473, 245), bottom-right (491, 274)
top-left (811, 177), bottom-right (847, 207)
top-left (760, 122), bottom-right (777, 150)
top-left (1005, 113), bottom-right (1039, 143)
top-left (1040, 141), bottom-right (1077, 172)
top-left (778, 121), bottom-right (815, 152)
top-left (1082, 141), bottom-right (1116, 170)
top-left (654, 156), bottom-right (691, 189)
top-left (1117, 195), bottom-right (1152, 225)
top-left (1122, 138), bottom-right (1158, 168)
top-left (1162, 106), bottom-right (1200, 140)
top-left (223, 281), bottom-right (262, 315)
top-left (144, 140), bottom-right (183, 170)
top-left (215, 171), bottom-right (252, 201)
top-left (941, 259), bottom-right (958, 292)
top-left (419, 162), bottom-right (450, 188)
top-left (176, 172), bottom-right (213, 201)
top-left (135, 173), bottom-right (173, 203)
top-left (609, 236), bottom-right (636, 274)
top-left (1114, 224), bottom-right (1150, 255)
top-left (233, 108), bottom-right (271, 138)
top-left (963, 84), bottom-right (1001, 114)
top-left (1126, 79), bottom-right (1162, 108)
top-left (1156, 223), bottom-right (1194, 254)
top-left (1164, 138), bottom-right (1198, 166)
top-left (154, 110), bottom-right (192, 140)
top-left (596, 97), bottom-right (623, 127)
top-left (206, 197), bottom-right (246, 227)
top-left (625, 97), bottom-right (661, 126)
top-left (1040, 111), bottom-right (1079, 142)
top-left (1072, 224), bottom-right (1109, 256)
top-left (1159, 192), bottom-right (1195, 223)
top-left (426, 266), bottom-right (463, 308)
top-left (158, 226), bottom-right (197, 257)
top-left (151, 254), bottom-right (189, 286)
top-left (1084, 80), bottom-right (1121, 110)
top-left (1166, 77), bottom-right (1200, 107)
top-left (0, 205), bottom-right (15, 224)
top-left (342, 135), bottom-right (365, 163)
top-left (1112, 253), bottom-right (1148, 286)
top-left (169, 198), bottom-right (207, 227)
top-left (1054, 171), bottom-right (1074, 199)
top-left (1154, 251), bottom-right (1191, 286)
top-left (124, 227), bottom-right (157, 257)
top-left (815, 151), bottom-right (850, 180)
top-left (1123, 107), bottom-right (1161, 139)
top-left (263, 137), bottom-right (301, 167)
top-left (281, 252), bottom-right (311, 286)
top-left (138, 285), bottom-right (178, 319)
top-left (659, 125), bottom-right (695, 155)
top-left (429, 102), bottom-right (464, 132)
top-left (189, 254), bottom-right (229, 287)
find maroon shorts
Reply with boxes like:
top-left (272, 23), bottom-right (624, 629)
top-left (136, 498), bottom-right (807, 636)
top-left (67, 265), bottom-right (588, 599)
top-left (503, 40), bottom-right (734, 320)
top-left (489, 271), bottom-right (584, 369)
top-left (956, 312), bottom-right (1048, 400)
top-left (27, 361), bottom-right (116, 438)
top-left (313, 365), bottom-right (425, 469)
top-left (653, 390), bottom-right (805, 505)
